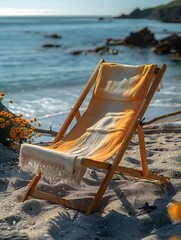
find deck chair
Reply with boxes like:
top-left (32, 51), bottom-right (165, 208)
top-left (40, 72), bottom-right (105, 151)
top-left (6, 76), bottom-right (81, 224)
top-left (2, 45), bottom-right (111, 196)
top-left (19, 59), bottom-right (169, 214)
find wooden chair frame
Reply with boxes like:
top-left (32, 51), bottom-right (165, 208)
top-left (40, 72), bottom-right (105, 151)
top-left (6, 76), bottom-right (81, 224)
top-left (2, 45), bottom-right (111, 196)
top-left (21, 59), bottom-right (169, 214)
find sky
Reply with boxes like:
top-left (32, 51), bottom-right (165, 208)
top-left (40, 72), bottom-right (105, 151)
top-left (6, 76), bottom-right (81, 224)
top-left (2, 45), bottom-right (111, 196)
top-left (0, 0), bottom-right (171, 16)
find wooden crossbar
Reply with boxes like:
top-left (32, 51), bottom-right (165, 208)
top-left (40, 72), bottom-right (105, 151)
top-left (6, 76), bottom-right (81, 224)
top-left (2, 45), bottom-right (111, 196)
top-left (81, 159), bottom-right (169, 183)
top-left (31, 189), bottom-right (88, 213)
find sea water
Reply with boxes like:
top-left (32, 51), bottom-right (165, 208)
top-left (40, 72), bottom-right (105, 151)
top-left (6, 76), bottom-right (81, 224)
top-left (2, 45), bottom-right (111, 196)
top-left (0, 16), bottom-right (181, 133)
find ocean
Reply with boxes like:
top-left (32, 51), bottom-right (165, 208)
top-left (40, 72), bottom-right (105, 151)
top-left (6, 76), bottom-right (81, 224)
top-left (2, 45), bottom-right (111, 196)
top-left (0, 16), bottom-right (181, 135)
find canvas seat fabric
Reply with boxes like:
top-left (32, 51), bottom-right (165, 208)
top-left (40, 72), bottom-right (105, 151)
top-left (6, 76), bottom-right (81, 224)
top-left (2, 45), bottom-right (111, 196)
top-left (19, 63), bottom-right (156, 184)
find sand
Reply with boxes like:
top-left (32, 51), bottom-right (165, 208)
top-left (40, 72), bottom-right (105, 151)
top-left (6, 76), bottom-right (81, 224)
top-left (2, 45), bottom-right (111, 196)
top-left (0, 118), bottom-right (181, 240)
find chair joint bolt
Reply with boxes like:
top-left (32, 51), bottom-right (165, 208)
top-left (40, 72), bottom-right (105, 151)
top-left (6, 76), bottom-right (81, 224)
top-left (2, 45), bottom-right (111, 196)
top-left (138, 117), bottom-right (145, 126)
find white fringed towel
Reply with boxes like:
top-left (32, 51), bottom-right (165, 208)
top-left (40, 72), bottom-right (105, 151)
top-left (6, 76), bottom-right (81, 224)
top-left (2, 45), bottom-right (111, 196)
top-left (19, 143), bottom-right (86, 184)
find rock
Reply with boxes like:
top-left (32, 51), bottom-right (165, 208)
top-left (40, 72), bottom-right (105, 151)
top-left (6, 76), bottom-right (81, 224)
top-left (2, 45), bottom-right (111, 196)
top-left (70, 50), bottom-right (85, 55)
top-left (105, 38), bottom-right (124, 46)
top-left (124, 27), bottom-right (157, 47)
top-left (152, 34), bottom-right (181, 55)
top-left (42, 44), bottom-right (61, 48)
top-left (169, 35), bottom-right (181, 54)
top-left (45, 33), bottom-right (62, 39)
top-left (95, 46), bottom-right (109, 53)
top-left (152, 42), bottom-right (171, 55)
top-left (109, 49), bottom-right (119, 55)
top-left (170, 52), bottom-right (181, 62)
top-left (70, 45), bottom-right (119, 56)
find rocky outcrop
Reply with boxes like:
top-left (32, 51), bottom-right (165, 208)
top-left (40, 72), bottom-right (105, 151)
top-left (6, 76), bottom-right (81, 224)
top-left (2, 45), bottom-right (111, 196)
top-left (70, 46), bottom-right (119, 56)
top-left (149, 6), bottom-right (181, 23)
top-left (152, 35), bottom-right (181, 55)
top-left (42, 44), bottom-right (61, 48)
top-left (106, 28), bottom-right (157, 47)
top-left (105, 27), bottom-right (181, 61)
top-left (117, 0), bottom-right (181, 23)
top-left (123, 8), bottom-right (152, 19)
top-left (105, 39), bottom-right (124, 46)
top-left (124, 27), bottom-right (157, 47)
top-left (45, 33), bottom-right (62, 39)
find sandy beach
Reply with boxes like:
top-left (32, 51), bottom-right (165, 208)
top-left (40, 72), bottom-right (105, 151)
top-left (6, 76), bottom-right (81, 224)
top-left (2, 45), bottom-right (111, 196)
top-left (0, 116), bottom-right (181, 240)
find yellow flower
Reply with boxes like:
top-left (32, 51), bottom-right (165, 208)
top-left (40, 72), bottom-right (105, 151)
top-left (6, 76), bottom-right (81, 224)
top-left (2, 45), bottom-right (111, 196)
top-left (33, 117), bottom-right (37, 122)
top-left (11, 126), bottom-right (16, 132)
top-left (0, 92), bottom-right (5, 96)
top-left (18, 114), bottom-right (23, 117)
top-left (0, 118), bottom-right (5, 123)
top-left (10, 132), bottom-right (16, 138)
top-left (13, 119), bottom-right (19, 125)
top-left (28, 129), bottom-right (33, 134)
top-left (0, 112), bottom-right (7, 117)
top-left (8, 100), bottom-right (13, 104)
top-left (20, 127), bottom-right (24, 132)
top-left (37, 123), bottom-right (41, 127)
top-left (20, 132), bottom-right (25, 138)
top-left (23, 120), bottom-right (28, 125)
top-left (0, 123), bottom-right (6, 128)
top-left (16, 127), bottom-right (21, 132)
top-left (30, 126), bottom-right (35, 130)
top-left (1, 111), bottom-right (6, 115)
top-left (25, 130), bottom-right (31, 136)
top-left (28, 135), bottom-right (32, 139)
top-left (29, 119), bottom-right (33, 123)
top-left (5, 120), bottom-right (10, 126)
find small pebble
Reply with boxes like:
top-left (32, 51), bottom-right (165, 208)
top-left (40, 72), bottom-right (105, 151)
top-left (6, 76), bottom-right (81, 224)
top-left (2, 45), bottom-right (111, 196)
top-left (96, 231), bottom-right (103, 236)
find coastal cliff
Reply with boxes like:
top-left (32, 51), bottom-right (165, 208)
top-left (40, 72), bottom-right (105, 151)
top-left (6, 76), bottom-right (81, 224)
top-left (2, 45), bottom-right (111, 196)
top-left (117, 0), bottom-right (181, 23)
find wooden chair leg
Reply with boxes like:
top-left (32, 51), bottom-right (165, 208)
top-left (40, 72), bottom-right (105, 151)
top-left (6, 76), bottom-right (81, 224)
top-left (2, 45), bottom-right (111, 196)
top-left (137, 122), bottom-right (149, 177)
top-left (87, 165), bottom-right (116, 214)
top-left (21, 172), bottom-right (42, 202)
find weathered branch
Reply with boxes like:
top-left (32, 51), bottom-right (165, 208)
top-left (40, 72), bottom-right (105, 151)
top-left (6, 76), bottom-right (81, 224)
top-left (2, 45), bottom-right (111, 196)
top-left (35, 128), bottom-right (57, 137)
top-left (144, 110), bottom-right (181, 125)
top-left (143, 128), bottom-right (181, 134)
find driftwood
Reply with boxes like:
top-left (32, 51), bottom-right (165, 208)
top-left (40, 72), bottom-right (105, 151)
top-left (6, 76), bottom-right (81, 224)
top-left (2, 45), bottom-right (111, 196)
top-left (143, 110), bottom-right (181, 134)
top-left (35, 127), bottom-right (57, 137)
top-left (144, 110), bottom-right (181, 125)
top-left (144, 128), bottom-right (181, 134)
